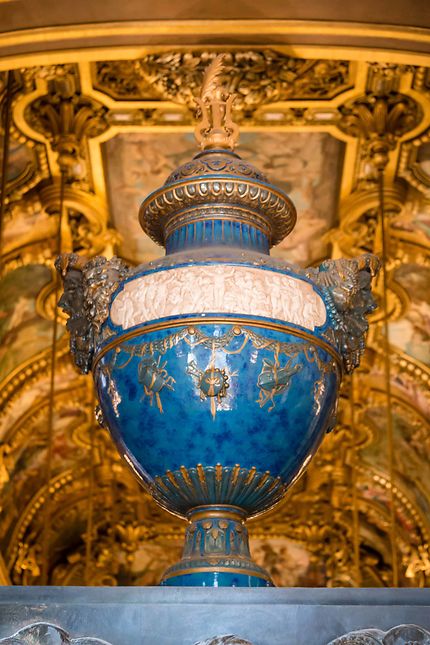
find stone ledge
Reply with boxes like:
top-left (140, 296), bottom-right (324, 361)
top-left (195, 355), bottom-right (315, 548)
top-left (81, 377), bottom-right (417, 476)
top-left (0, 587), bottom-right (429, 645)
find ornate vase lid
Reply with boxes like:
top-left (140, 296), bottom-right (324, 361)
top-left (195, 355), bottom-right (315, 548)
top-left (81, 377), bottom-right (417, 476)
top-left (139, 56), bottom-right (296, 252)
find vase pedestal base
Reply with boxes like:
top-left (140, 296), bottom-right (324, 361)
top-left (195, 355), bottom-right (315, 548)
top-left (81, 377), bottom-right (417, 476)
top-left (160, 505), bottom-right (273, 587)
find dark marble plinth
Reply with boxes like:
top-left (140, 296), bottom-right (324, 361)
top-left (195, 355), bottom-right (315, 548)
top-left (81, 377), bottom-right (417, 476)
top-left (0, 587), bottom-right (429, 644)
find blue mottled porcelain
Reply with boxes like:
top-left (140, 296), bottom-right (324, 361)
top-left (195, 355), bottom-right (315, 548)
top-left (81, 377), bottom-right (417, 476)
top-left (92, 147), bottom-right (344, 587)
top-left (96, 318), bottom-right (339, 512)
top-left (58, 144), bottom-right (378, 587)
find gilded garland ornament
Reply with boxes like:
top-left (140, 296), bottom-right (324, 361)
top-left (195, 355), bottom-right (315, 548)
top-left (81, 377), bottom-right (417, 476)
top-left (57, 55), bottom-right (379, 587)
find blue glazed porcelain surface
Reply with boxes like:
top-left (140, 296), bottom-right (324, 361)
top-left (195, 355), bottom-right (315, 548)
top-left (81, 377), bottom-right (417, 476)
top-left (161, 572), bottom-right (272, 587)
top-left (57, 132), bottom-right (379, 586)
top-left (95, 320), bottom-right (339, 516)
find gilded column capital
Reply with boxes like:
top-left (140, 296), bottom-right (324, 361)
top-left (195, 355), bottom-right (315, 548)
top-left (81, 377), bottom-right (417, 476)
top-left (24, 67), bottom-right (109, 180)
top-left (338, 64), bottom-right (421, 172)
top-left (338, 93), bottom-right (420, 171)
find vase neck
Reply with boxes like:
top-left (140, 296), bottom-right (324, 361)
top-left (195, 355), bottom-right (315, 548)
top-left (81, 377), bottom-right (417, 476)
top-left (164, 219), bottom-right (270, 255)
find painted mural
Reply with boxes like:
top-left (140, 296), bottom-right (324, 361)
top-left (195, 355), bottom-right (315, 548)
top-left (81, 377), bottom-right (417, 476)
top-left (3, 198), bottom-right (56, 255)
top-left (0, 137), bottom-right (35, 185)
top-left (0, 264), bottom-right (55, 382)
top-left (251, 537), bottom-right (315, 586)
top-left (390, 264), bottom-right (430, 366)
top-left (132, 542), bottom-right (182, 586)
top-left (393, 194), bottom-right (430, 242)
top-left (240, 132), bottom-right (342, 266)
top-left (361, 402), bottom-right (430, 521)
top-left (392, 370), bottom-right (430, 421)
top-left (103, 131), bottom-right (342, 266)
top-left (104, 133), bottom-right (196, 263)
top-left (0, 391), bottom-right (87, 500)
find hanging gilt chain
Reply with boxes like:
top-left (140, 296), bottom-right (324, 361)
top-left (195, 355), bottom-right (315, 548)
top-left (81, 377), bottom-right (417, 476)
top-left (339, 64), bottom-right (422, 587)
top-left (33, 67), bottom-right (108, 584)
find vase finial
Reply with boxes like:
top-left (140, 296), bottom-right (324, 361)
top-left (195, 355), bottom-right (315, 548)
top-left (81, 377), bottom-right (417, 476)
top-left (194, 54), bottom-right (239, 151)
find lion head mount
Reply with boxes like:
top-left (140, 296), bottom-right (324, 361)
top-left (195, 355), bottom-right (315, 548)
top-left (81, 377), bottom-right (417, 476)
top-left (56, 251), bottom-right (379, 377)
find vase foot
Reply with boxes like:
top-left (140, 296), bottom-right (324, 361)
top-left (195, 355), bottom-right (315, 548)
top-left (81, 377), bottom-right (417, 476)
top-left (159, 504), bottom-right (273, 587)
top-left (161, 571), bottom-right (272, 587)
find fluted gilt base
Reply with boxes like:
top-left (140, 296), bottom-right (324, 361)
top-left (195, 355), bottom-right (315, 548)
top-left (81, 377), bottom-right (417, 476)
top-left (160, 505), bottom-right (273, 587)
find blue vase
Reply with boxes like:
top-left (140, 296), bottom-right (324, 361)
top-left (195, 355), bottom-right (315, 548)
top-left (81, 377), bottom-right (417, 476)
top-left (56, 64), bottom-right (379, 587)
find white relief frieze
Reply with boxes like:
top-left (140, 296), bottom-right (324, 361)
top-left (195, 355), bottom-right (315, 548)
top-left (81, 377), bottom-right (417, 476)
top-left (110, 265), bottom-right (327, 331)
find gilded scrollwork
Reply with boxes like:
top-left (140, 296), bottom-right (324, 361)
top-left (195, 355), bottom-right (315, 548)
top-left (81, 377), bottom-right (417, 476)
top-left (398, 130), bottom-right (430, 197)
top-left (94, 51), bottom-right (351, 108)
top-left (338, 92), bottom-right (421, 173)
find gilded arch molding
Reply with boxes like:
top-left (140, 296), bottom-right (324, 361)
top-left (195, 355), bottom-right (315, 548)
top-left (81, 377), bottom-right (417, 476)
top-left (1, 20), bottom-right (430, 70)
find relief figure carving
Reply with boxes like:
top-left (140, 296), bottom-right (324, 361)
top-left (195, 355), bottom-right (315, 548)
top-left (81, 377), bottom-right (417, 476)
top-left (110, 265), bottom-right (327, 332)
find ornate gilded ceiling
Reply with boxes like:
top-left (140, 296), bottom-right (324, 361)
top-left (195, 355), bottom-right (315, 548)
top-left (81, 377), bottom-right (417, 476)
top-left (0, 39), bottom-right (429, 588)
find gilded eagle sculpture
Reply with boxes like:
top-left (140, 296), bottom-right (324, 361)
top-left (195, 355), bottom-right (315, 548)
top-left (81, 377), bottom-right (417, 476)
top-left (57, 55), bottom-right (379, 587)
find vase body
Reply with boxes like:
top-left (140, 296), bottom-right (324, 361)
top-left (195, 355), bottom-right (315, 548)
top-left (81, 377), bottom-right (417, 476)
top-left (57, 148), bottom-right (378, 587)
